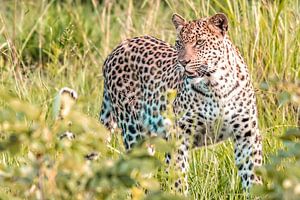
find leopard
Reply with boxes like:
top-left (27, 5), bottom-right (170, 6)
top-left (99, 13), bottom-right (262, 196)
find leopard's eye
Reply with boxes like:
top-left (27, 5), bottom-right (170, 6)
top-left (195, 39), bottom-right (205, 48)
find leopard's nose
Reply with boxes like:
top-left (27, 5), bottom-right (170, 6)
top-left (178, 59), bottom-right (190, 67)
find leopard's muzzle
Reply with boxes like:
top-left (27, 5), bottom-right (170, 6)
top-left (184, 64), bottom-right (208, 78)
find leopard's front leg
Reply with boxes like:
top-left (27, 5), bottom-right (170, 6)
top-left (170, 120), bottom-right (192, 196)
top-left (233, 120), bottom-right (262, 191)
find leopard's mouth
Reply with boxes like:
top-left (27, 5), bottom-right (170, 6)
top-left (185, 65), bottom-right (208, 78)
top-left (184, 69), bottom-right (198, 77)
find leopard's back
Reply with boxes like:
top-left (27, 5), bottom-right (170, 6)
top-left (100, 35), bottom-right (182, 149)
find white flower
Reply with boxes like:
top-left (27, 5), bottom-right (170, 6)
top-left (283, 179), bottom-right (292, 189)
top-left (53, 87), bottom-right (78, 119)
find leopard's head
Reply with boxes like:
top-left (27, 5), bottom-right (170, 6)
top-left (172, 13), bottom-right (228, 77)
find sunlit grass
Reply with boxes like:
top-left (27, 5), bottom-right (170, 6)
top-left (0, 0), bottom-right (299, 199)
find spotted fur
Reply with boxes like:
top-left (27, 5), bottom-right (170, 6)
top-left (99, 13), bottom-right (262, 195)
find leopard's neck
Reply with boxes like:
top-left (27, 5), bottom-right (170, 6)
top-left (193, 37), bottom-right (252, 100)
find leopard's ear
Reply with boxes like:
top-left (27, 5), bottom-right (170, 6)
top-left (209, 13), bottom-right (228, 35)
top-left (172, 13), bottom-right (186, 30)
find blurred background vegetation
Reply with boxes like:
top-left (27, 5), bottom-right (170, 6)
top-left (0, 0), bottom-right (300, 199)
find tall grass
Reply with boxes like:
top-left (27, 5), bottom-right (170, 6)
top-left (0, 0), bottom-right (299, 199)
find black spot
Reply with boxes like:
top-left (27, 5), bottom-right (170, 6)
top-left (147, 58), bottom-right (154, 65)
top-left (131, 55), bottom-right (136, 61)
top-left (186, 118), bottom-right (194, 124)
top-left (186, 129), bottom-right (191, 135)
top-left (233, 124), bottom-right (240, 128)
top-left (232, 114), bottom-right (239, 119)
top-left (175, 182), bottom-right (179, 187)
top-left (160, 104), bottom-right (166, 111)
top-left (157, 119), bottom-right (163, 127)
top-left (156, 60), bottom-right (162, 67)
top-left (245, 130), bottom-right (251, 137)
top-left (128, 125), bottom-right (136, 134)
top-left (144, 67), bottom-right (149, 73)
top-left (178, 149), bottom-right (184, 155)
top-left (102, 102), bottom-right (107, 110)
top-left (197, 121), bottom-right (203, 126)
top-left (179, 122), bottom-right (185, 129)
top-left (248, 163), bottom-right (253, 170)
top-left (153, 124), bottom-right (158, 131)
top-left (120, 112), bottom-right (124, 121)
top-left (124, 138), bottom-right (129, 150)
top-left (239, 164), bottom-right (243, 170)
top-left (242, 118), bottom-right (249, 122)
top-left (141, 58), bottom-right (146, 64)
top-left (198, 113), bottom-right (206, 120)
top-left (112, 58), bottom-right (117, 65)
top-left (118, 57), bottom-right (124, 64)
top-left (258, 159), bottom-right (262, 164)
top-left (127, 134), bottom-right (133, 141)
top-left (116, 78), bottom-right (122, 87)
top-left (136, 124), bottom-right (144, 132)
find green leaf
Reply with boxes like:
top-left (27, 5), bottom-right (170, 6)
top-left (260, 82), bottom-right (269, 91)
top-left (281, 128), bottom-right (300, 141)
top-left (278, 91), bottom-right (291, 106)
